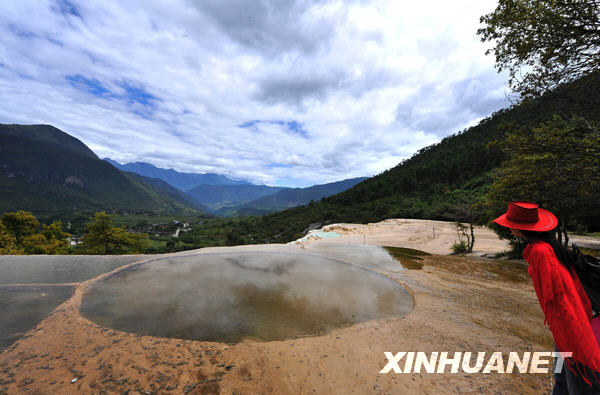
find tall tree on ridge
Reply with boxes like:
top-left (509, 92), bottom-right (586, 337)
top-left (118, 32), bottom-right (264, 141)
top-left (478, 0), bottom-right (600, 99)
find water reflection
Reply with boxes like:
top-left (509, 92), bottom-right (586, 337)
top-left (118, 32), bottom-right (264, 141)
top-left (382, 246), bottom-right (431, 270)
top-left (0, 255), bottom-right (151, 284)
top-left (0, 285), bottom-right (74, 352)
top-left (80, 252), bottom-right (413, 343)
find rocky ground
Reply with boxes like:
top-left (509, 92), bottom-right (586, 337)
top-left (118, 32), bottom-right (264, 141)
top-left (306, 218), bottom-right (598, 256)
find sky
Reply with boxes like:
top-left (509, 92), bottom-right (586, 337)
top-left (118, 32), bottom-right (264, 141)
top-left (0, 0), bottom-right (510, 187)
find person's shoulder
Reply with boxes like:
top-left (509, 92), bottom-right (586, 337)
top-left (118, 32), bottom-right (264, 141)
top-left (530, 240), bottom-right (552, 251)
top-left (523, 240), bottom-right (553, 260)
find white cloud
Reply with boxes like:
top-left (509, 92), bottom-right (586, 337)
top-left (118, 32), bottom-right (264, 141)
top-left (0, 0), bottom-right (507, 187)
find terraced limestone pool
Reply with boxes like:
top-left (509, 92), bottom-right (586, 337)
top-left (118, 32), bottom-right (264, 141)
top-left (80, 252), bottom-right (413, 343)
top-left (0, 254), bottom-right (154, 353)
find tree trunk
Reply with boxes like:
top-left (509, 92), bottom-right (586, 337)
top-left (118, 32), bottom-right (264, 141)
top-left (562, 216), bottom-right (569, 247)
top-left (557, 215), bottom-right (564, 245)
top-left (468, 207), bottom-right (475, 253)
top-left (557, 214), bottom-right (570, 247)
top-left (469, 222), bottom-right (475, 253)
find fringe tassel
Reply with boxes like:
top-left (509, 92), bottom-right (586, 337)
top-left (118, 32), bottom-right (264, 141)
top-left (582, 363), bottom-right (590, 386)
top-left (577, 362), bottom-right (591, 387)
top-left (564, 358), bottom-right (600, 388)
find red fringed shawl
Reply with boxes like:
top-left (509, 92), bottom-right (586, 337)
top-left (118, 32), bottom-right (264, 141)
top-left (524, 241), bottom-right (600, 386)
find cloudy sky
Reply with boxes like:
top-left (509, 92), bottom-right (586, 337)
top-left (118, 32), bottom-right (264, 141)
top-left (0, 0), bottom-right (509, 187)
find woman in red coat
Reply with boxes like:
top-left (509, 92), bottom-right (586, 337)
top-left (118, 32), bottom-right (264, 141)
top-left (494, 202), bottom-right (600, 394)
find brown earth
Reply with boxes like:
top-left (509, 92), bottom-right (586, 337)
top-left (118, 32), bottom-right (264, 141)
top-left (304, 218), bottom-right (598, 256)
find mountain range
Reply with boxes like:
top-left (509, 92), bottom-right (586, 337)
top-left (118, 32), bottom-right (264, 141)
top-left (105, 160), bottom-right (366, 214)
top-left (104, 159), bottom-right (249, 191)
top-left (214, 177), bottom-right (367, 216)
top-left (0, 124), bottom-right (366, 218)
top-left (0, 124), bottom-right (204, 216)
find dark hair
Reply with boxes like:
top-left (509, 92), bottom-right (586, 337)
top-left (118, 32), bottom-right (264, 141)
top-left (520, 229), bottom-right (575, 273)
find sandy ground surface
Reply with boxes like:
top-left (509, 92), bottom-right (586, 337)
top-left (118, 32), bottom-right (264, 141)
top-left (1, 219), bottom-right (598, 394)
top-left (299, 218), bottom-right (600, 256)
top-left (301, 219), bottom-right (508, 255)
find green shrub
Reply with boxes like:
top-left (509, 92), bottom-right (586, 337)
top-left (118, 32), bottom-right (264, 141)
top-left (451, 240), bottom-right (468, 254)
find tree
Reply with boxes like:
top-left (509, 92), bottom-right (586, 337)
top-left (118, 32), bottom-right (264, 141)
top-left (33, 221), bottom-right (71, 254)
top-left (453, 222), bottom-right (475, 254)
top-left (487, 115), bottom-right (600, 245)
top-left (81, 212), bottom-right (148, 254)
top-left (21, 234), bottom-right (51, 254)
top-left (1, 210), bottom-right (39, 243)
top-left (20, 222), bottom-right (71, 254)
top-left (478, 0), bottom-right (600, 99)
top-left (166, 238), bottom-right (177, 249)
top-left (0, 221), bottom-right (20, 254)
top-left (0, 212), bottom-right (71, 254)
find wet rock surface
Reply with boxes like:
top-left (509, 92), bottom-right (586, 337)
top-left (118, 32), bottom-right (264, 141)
top-left (0, 285), bottom-right (74, 353)
top-left (0, 254), bottom-right (155, 354)
top-left (80, 252), bottom-right (413, 343)
top-left (0, 255), bottom-right (155, 284)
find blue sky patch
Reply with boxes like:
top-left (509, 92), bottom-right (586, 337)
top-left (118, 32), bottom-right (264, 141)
top-left (120, 82), bottom-right (159, 107)
top-left (239, 120), bottom-right (260, 128)
top-left (54, 0), bottom-right (82, 18)
top-left (239, 119), bottom-right (309, 138)
top-left (66, 75), bottom-right (160, 118)
top-left (286, 120), bottom-right (308, 138)
top-left (66, 74), bottom-right (110, 96)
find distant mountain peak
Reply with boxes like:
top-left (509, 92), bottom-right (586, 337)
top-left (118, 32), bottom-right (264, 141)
top-left (103, 159), bottom-right (251, 191)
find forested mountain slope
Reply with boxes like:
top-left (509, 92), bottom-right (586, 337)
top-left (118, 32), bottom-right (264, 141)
top-left (233, 71), bottom-right (600, 243)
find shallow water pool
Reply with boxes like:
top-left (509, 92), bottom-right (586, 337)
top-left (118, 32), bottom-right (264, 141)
top-left (0, 285), bottom-right (74, 352)
top-left (80, 252), bottom-right (413, 343)
top-left (0, 255), bottom-right (154, 284)
top-left (314, 230), bottom-right (341, 239)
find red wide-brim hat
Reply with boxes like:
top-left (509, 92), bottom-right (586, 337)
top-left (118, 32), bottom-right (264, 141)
top-left (493, 201), bottom-right (558, 232)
